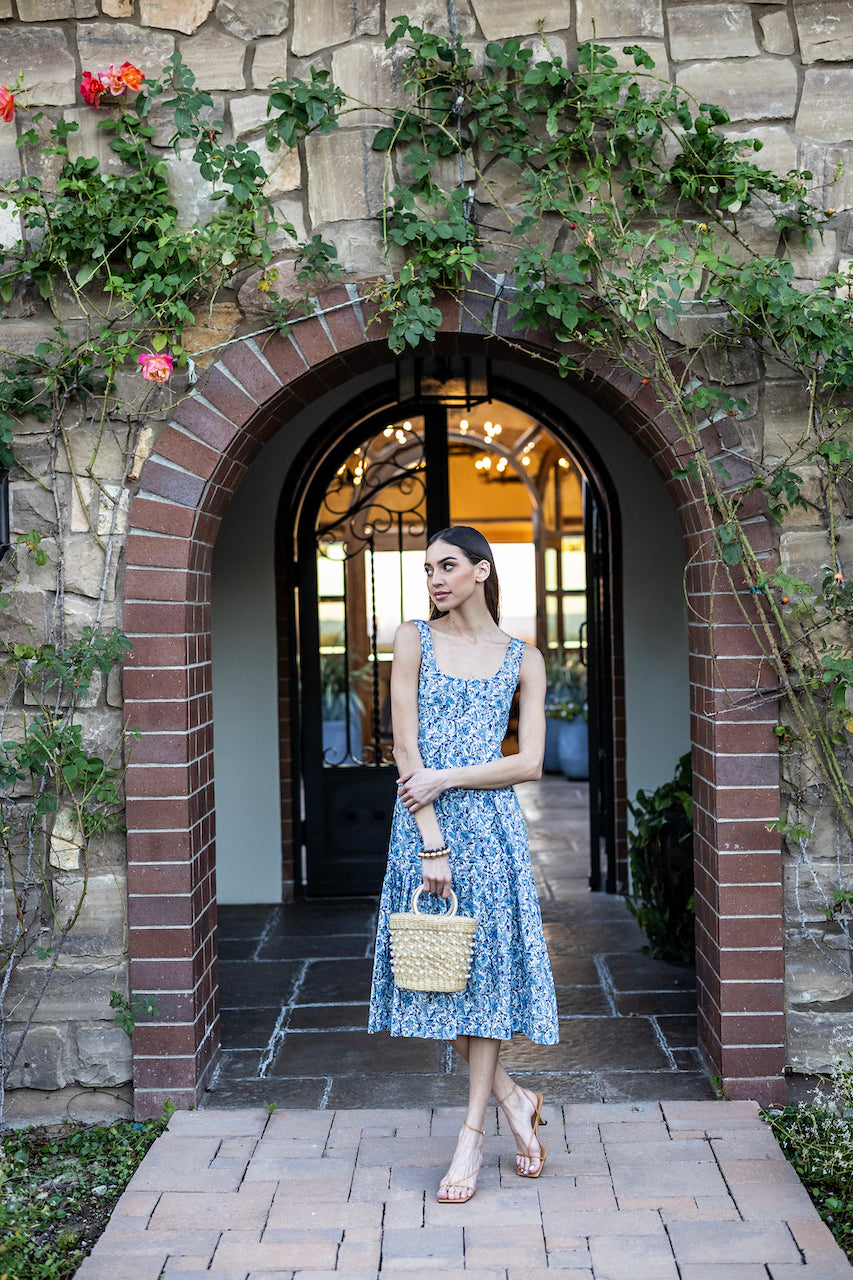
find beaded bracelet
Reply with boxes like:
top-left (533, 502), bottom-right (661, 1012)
top-left (419, 845), bottom-right (450, 859)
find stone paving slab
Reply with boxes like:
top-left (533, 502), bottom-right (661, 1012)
top-left (74, 1102), bottom-right (852, 1279)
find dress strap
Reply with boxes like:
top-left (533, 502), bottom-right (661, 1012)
top-left (412, 618), bottom-right (437, 670)
top-left (507, 637), bottom-right (525, 685)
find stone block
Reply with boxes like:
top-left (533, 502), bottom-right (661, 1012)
top-left (576, 0), bottom-right (664, 40)
top-left (0, 128), bottom-right (21, 185)
top-left (0, 201), bottom-right (20, 251)
top-left (237, 259), bottom-right (301, 314)
top-left (668, 5), bottom-right (758, 61)
top-left (76, 23), bottom-right (176, 79)
top-left (800, 141), bottom-right (853, 215)
top-left (387, 0), bottom-right (476, 39)
top-left (311, 217), bottom-right (392, 275)
top-left (252, 36), bottom-right (289, 89)
top-left (609, 40), bottom-right (669, 88)
top-left (103, 0), bottom-right (133, 15)
top-left (306, 130), bottom-right (385, 223)
top-left (0, 29), bottom-right (76, 106)
top-left (181, 302), bottom-right (242, 369)
top-left (759, 10), bottom-right (795, 56)
top-left (796, 1), bottom-right (853, 64)
top-left (5, 1025), bottom-right (67, 1091)
top-left (53, 868), bottom-right (129, 957)
top-left (62, 535), bottom-right (121, 601)
top-left (178, 30), bottom-right (246, 91)
top-left (762, 380), bottom-right (812, 463)
top-left (73, 1022), bottom-right (133, 1087)
top-left (780, 526), bottom-right (853, 590)
top-left (253, 139), bottom-right (301, 196)
top-left (655, 304), bottom-right (731, 349)
top-left (332, 42), bottom-right (409, 126)
top-left (677, 60), bottom-right (797, 123)
top-left (0, 0), bottom-right (11, 15)
top-left (723, 127), bottom-right (797, 181)
top-left (138, 0), bottom-right (215, 35)
top-left (700, 341), bottom-right (760, 387)
top-left (268, 195), bottom-right (308, 250)
top-left (17, 0), bottom-right (96, 16)
top-left (5, 956), bottom-right (128, 1024)
top-left (470, 0), bottom-right (571, 39)
top-left (787, 1008), bottom-right (853, 1072)
top-left (292, 0), bottom-right (380, 57)
top-left (522, 34), bottom-right (569, 65)
top-left (785, 929), bottom-right (853, 1004)
top-left (163, 145), bottom-right (218, 229)
top-left (50, 808), bottom-right (84, 871)
top-left (217, 0), bottom-right (289, 40)
top-left (797, 69), bottom-right (853, 143)
top-left (230, 94), bottom-right (269, 138)
top-left (65, 107), bottom-right (133, 175)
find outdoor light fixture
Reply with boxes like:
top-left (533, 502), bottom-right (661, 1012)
top-left (0, 469), bottom-right (9, 563)
top-left (397, 356), bottom-right (492, 409)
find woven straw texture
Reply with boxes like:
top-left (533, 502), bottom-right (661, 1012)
top-left (389, 889), bottom-right (477, 993)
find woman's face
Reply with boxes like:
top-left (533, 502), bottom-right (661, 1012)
top-left (425, 540), bottom-right (489, 611)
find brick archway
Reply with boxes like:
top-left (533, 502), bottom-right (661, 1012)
top-left (123, 285), bottom-right (784, 1117)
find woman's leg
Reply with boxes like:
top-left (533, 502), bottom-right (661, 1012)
top-left (438, 1035), bottom-right (501, 1202)
top-left (450, 1035), bottom-right (545, 1177)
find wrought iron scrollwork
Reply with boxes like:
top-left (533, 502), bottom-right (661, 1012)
top-left (316, 423), bottom-right (428, 768)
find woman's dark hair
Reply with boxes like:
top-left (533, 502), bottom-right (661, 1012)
top-left (427, 525), bottom-right (501, 624)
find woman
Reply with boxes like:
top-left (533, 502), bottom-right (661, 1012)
top-left (368, 525), bottom-right (559, 1203)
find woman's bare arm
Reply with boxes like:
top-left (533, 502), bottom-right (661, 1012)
top-left (396, 643), bottom-right (547, 813)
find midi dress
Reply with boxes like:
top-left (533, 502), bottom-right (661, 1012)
top-left (368, 620), bottom-right (559, 1044)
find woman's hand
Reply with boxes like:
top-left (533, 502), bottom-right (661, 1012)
top-left (421, 853), bottom-right (452, 899)
top-left (397, 767), bottom-right (449, 812)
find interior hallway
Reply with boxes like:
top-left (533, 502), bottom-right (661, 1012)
top-left (202, 776), bottom-right (713, 1109)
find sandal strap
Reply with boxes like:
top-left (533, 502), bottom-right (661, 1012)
top-left (463, 1122), bottom-right (485, 1135)
top-left (494, 1083), bottom-right (517, 1106)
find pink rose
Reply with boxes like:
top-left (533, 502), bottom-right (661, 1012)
top-left (0, 86), bottom-right (15, 123)
top-left (138, 352), bottom-right (174, 383)
top-left (101, 64), bottom-right (128, 97)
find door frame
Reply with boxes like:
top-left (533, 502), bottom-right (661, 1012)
top-left (280, 376), bottom-right (623, 898)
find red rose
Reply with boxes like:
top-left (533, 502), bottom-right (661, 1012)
top-left (0, 86), bottom-right (15, 122)
top-left (80, 71), bottom-right (106, 107)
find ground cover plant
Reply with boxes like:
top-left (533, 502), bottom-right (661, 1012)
top-left (765, 1042), bottom-right (853, 1262)
top-left (0, 1108), bottom-right (169, 1280)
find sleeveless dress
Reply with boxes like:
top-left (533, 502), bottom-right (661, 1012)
top-left (368, 620), bottom-right (560, 1044)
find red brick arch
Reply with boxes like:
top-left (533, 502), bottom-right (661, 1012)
top-left (123, 284), bottom-right (785, 1117)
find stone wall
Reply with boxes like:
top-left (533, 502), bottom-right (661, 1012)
top-left (1, 0), bottom-right (852, 1117)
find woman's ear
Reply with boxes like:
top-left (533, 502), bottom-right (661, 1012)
top-left (476, 561), bottom-right (491, 582)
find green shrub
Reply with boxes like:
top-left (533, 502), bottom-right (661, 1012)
top-left (626, 752), bottom-right (694, 964)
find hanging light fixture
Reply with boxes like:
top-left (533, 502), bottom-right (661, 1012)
top-left (397, 356), bottom-right (492, 409)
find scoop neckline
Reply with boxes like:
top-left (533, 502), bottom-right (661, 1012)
top-left (423, 621), bottom-right (515, 682)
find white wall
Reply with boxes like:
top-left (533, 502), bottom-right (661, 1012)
top-left (211, 371), bottom-right (384, 903)
top-left (512, 364), bottom-right (691, 803)
top-left (211, 358), bottom-right (690, 903)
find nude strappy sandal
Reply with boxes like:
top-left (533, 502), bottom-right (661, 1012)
top-left (436, 1122), bottom-right (484, 1204)
top-left (496, 1083), bottom-right (547, 1179)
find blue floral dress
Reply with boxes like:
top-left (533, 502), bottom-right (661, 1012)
top-left (368, 620), bottom-right (559, 1044)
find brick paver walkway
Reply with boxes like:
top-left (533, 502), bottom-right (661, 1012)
top-left (75, 1101), bottom-right (850, 1279)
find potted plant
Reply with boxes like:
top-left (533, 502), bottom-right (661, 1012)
top-left (544, 657), bottom-right (588, 779)
top-left (626, 752), bottom-right (694, 964)
top-left (320, 653), bottom-right (367, 765)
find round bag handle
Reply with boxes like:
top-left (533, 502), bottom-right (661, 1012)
top-left (411, 885), bottom-right (458, 917)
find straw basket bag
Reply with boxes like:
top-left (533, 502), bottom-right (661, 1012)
top-left (389, 887), bottom-right (477, 993)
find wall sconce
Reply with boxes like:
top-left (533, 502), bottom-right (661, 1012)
top-left (397, 356), bottom-right (492, 409)
top-left (0, 469), bottom-right (9, 563)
